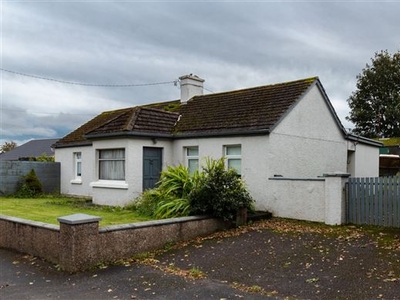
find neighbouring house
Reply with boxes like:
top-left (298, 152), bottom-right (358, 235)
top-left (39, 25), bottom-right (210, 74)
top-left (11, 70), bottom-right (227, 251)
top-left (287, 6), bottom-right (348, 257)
top-left (54, 75), bottom-right (382, 210)
top-left (0, 138), bottom-right (59, 161)
top-left (0, 138), bottom-right (61, 195)
top-left (378, 137), bottom-right (400, 176)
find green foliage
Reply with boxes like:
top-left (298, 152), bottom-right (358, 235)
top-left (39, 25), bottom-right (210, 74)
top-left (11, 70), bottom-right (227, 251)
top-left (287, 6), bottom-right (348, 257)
top-left (127, 189), bottom-right (163, 217)
top-left (157, 165), bottom-right (195, 199)
top-left (15, 169), bottom-right (43, 198)
top-left (132, 165), bottom-right (196, 219)
top-left (132, 158), bottom-right (254, 221)
top-left (34, 153), bottom-right (55, 162)
top-left (1, 196), bottom-right (151, 226)
top-left (347, 49), bottom-right (400, 138)
top-left (189, 158), bottom-right (254, 221)
top-left (0, 140), bottom-right (17, 153)
top-left (155, 197), bottom-right (190, 219)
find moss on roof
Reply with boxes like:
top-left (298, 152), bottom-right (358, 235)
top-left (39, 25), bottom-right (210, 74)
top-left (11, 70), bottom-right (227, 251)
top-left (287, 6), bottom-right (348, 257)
top-left (378, 137), bottom-right (400, 146)
top-left (55, 77), bottom-right (319, 147)
top-left (174, 77), bottom-right (318, 135)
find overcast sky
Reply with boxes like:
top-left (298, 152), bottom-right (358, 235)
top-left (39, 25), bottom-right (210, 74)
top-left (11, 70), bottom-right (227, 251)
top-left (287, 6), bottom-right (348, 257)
top-left (1, 0), bottom-right (399, 147)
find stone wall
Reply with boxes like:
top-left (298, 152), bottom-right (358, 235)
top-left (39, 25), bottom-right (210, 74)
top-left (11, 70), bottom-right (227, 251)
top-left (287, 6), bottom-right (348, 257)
top-left (0, 214), bottom-right (227, 272)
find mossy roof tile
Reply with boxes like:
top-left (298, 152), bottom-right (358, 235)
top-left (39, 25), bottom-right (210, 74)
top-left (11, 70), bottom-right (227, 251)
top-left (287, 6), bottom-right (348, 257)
top-left (55, 77), bottom-right (317, 147)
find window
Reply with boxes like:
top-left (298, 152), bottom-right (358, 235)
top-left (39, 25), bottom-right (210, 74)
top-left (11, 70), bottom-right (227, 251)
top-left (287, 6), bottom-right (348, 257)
top-left (74, 152), bottom-right (82, 178)
top-left (98, 149), bottom-right (125, 180)
top-left (185, 147), bottom-right (199, 174)
top-left (225, 145), bottom-right (241, 175)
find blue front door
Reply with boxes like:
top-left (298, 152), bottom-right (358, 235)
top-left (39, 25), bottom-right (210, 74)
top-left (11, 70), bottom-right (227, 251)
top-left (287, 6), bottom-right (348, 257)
top-left (143, 147), bottom-right (162, 191)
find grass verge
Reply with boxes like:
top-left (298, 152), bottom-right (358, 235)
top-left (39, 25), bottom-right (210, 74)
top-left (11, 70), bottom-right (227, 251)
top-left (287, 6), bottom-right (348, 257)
top-left (0, 196), bottom-right (152, 226)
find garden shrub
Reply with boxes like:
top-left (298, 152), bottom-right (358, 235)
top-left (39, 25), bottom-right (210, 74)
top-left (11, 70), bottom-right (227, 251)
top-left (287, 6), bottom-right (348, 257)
top-left (132, 165), bottom-right (200, 219)
top-left (15, 169), bottom-right (43, 198)
top-left (128, 189), bottom-right (163, 217)
top-left (132, 158), bottom-right (254, 221)
top-left (189, 158), bottom-right (254, 221)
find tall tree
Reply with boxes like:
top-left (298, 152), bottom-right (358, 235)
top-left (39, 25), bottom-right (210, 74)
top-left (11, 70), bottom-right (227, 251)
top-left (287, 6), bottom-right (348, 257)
top-left (346, 49), bottom-right (400, 138)
top-left (0, 141), bottom-right (17, 153)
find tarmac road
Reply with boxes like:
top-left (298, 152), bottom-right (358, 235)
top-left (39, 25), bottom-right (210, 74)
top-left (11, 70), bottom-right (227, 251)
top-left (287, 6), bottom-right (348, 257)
top-left (0, 248), bottom-right (270, 300)
top-left (1, 218), bottom-right (399, 300)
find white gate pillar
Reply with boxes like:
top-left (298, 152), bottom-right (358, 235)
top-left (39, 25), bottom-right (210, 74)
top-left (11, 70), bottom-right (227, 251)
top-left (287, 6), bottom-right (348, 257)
top-left (323, 173), bottom-right (350, 225)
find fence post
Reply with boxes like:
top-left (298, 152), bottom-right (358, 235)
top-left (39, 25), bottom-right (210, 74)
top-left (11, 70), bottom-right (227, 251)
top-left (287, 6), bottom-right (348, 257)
top-left (323, 173), bottom-right (350, 225)
top-left (58, 213), bottom-right (101, 272)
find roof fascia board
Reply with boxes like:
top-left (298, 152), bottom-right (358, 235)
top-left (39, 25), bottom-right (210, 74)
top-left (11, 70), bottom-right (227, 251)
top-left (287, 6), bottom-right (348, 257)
top-left (54, 141), bottom-right (93, 149)
top-left (346, 134), bottom-right (383, 147)
top-left (84, 131), bottom-right (174, 140)
top-left (173, 129), bottom-right (270, 138)
top-left (314, 79), bottom-right (348, 136)
top-left (85, 128), bottom-right (270, 140)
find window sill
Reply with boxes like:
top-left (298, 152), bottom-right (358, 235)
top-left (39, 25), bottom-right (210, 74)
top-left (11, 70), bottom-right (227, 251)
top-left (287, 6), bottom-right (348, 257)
top-left (90, 180), bottom-right (129, 189)
top-left (70, 179), bottom-right (82, 185)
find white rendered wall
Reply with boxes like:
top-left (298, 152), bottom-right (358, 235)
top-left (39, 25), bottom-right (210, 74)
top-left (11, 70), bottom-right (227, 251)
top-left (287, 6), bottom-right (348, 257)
top-left (55, 146), bottom-right (93, 197)
top-left (56, 138), bottom-right (174, 207)
top-left (259, 85), bottom-right (349, 214)
top-left (268, 179), bottom-right (326, 222)
top-left (269, 85), bottom-right (348, 177)
top-left (172, 135), bottom-right (272, 210)
top-left (351, 142), bottom-right (380, 177)
top-left (89, 138), bottom-right (174, 206)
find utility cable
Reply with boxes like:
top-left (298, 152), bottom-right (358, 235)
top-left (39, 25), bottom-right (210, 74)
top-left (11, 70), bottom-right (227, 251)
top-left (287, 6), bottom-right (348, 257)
top-left (0, 68), bottom-right (176, 87)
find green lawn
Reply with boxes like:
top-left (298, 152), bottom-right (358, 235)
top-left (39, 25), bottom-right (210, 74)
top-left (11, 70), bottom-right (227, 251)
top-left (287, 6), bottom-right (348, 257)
top-left (0, 197), bottom-right (152, 226)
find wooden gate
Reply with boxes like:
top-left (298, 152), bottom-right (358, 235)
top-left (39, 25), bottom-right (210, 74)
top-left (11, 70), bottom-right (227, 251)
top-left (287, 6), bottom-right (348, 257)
top-left (347, 176), bottom-right (400, 227)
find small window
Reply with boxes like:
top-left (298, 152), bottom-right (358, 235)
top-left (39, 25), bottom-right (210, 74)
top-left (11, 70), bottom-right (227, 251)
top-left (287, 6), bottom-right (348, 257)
top-left (186, 146), bottom-right (199, 174)
top-left (98, 149), bottom-right (125, 180)
top-left (74, 152), bottom-right (82, 178)
top-left (225, 145), bottom-right (241, 175)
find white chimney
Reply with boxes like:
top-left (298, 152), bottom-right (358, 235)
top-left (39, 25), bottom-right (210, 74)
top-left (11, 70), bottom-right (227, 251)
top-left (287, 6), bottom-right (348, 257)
top-left (179, 74), bottom-right (205, 104)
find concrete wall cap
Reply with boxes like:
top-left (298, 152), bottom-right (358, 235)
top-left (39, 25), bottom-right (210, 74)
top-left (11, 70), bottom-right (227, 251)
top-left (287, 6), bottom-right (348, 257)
top-left (322, 172), bottom-right (351, 178)
top-left (58, 213), bottom-right (102, 225)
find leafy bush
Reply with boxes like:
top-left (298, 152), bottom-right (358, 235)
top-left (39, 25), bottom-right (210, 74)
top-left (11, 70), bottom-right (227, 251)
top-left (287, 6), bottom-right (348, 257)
top-left (127, 189), bottom-right (163, 217)
top-left (132, 158), bottom-right (254, 221)
top-left (15, 169), bottom-right (43, 198)
top-left (35, 153), bottom-right (55, 162)
top-left (189, 158), bottom-right (254, 221)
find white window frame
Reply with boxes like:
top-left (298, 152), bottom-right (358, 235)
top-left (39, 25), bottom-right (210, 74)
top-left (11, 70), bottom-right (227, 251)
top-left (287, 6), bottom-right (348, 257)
top-left (185, 146), bottom-right (199, 174)
top-left (98, 148), bottom-right (126, 181)
top-left (75, 152), bottom-right (82, 178)
top-left (224, 145), bottom-right (242, 175)
top-left (70, 152), bottom-right (82, 184)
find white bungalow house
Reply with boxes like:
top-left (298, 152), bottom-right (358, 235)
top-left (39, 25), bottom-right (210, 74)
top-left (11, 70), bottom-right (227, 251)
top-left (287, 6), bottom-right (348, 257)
top-left (54, 75), bottom-right (381, 210)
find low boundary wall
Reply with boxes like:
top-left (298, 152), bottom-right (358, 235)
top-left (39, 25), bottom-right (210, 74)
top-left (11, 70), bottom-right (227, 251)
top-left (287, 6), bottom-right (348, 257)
top-left (0, 214), bottom-right (227, 272)
top-left (268, 173), bottom-right (350, 225)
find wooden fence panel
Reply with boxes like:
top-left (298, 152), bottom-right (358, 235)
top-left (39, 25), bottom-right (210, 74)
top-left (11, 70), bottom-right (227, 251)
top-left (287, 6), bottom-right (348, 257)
top-left (347, 176), bottom-right (400, 228)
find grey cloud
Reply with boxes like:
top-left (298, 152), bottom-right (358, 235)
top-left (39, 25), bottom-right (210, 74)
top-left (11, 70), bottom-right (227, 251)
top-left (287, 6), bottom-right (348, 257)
top-left (1, 1), bottom-right (399, 146)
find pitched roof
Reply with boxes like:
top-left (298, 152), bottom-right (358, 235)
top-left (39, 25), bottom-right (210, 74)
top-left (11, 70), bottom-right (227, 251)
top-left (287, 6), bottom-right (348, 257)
top-left (55, 77), bottom-right (319, 147)
top-left (86, 107), bottom-right (180, 137)
top-left (174, 77), bottom-right (317, 136)
top-left (0, 138), bottom-right (59, 161)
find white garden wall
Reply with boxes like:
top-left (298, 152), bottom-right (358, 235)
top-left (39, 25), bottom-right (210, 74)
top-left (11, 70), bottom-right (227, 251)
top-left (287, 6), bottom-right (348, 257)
top-left (268, 174), bottom-right (349, 225)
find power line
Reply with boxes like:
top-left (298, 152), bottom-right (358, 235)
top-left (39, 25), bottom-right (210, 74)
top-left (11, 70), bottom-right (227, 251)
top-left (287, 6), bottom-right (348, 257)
top-left (0, 68), bottom-right (177, 87)
top-left (0, 108), bottom-right (97, 116)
